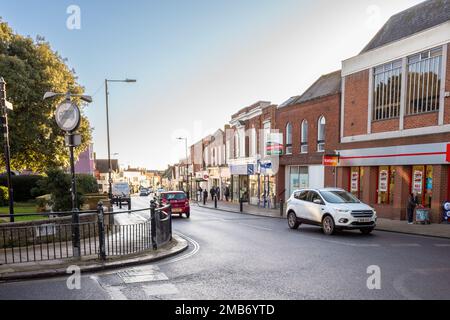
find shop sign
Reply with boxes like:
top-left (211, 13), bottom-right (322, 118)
top-left (413, 170), bottom-right (423, 194)
top-left (260, 162), bottom-right (273, 175)
top-left (447, 144), bottom-right (450, 162)
top-left (230, 164), bottom-right (256, 175)
top-left (323, 154), bottom-right (339, 167)
top-left (351, 171), bottom-right (359, 192)
top-left (379, 170), bottom-right (388, 192)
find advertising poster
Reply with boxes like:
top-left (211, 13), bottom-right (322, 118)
top-left (413, 170), bottom-right (423, 194)
top-left (379, 170), bottom-right (388, 192)
top-left (351, 171), bottom-right (359, 192)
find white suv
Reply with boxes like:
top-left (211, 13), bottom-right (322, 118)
top-left (286, 188), bottom-right (377, 235)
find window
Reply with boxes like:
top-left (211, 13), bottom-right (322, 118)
top-left (285, 123), bottom-right (292, 155)
top-left (373, 59), bottom-right (402, 121)
top-left (407, 47), bottom-right (442, 115)
top-left (377, 166), bottom-right (395, 205)
top-left (263, 121), bottom-right (271, 157)
top-left (320, 190), bottom-right (360, 204)
top-left (250, 127), bottom-right (257, 157)
top-left (234, 132), bottom-right (239, 158)
top-left (317, 116), bottom-right (326, 152)
top-left (301, 120), bottom-right (308, 154)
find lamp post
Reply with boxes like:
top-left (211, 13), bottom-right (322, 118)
top-left (105, 79), bottom-right (136, 201)
top-left (0, 77), bottom-right (15, 223)
top-left (177, 137), bottom-right (189, 199)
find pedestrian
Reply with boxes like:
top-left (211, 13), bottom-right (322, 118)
top-left (203, 189), bottom-right (208, 204)
top-left (210, 187), bottom-right (216, 201)
top-left (407, 193), bottom-right (419, 224)
top-left (224, 186), bottom-right (230, 202)
top-left (216, 186), bottom-right (221, 201)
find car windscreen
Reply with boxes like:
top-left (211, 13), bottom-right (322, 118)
top-left (164, 193), bottom-right (186, 200)
top-left (319, 190), bottom-right (360, 204)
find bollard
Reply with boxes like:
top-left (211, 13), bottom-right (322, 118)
top-left (119, 198), bottom-right (122, 209)
top-left (150, 200), bottom-right (157, 250)
top-left (203, 195), bottom-right (206, 206)
top-left (128, 199), bottom-right (131, 211)
top-left (239, 198), bottom-right (243, 213)
top-left (214, 195), bottom-right (218, 209)
top-left (168, 203), bottom-right (173, 241)
top-left (97, 202), bottom-right (106, 260)
top-left (280, 200), bottom-right (284, 217)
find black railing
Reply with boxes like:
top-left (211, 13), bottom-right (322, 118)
top-left (0, 201), bottom-right (173, 265)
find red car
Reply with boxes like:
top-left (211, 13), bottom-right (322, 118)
top-left (160, 191), bottom-right (190, 218)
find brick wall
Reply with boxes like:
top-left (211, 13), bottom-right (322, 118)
top-left (404, 112), bottom-right (439, 130)
top-left (276, 93), bottom-right (340, 158)
top-left (371, 118), bottom-right (399, 133)
top-left (343, 70), bottom-right (369, 137)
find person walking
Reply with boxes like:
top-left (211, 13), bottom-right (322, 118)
top-left (210, 187), bottom-right (216, 201)
top-left (407, 193), bottom-right (419, 224)
top-left (224, 186), bottom-right (230, 202)
top-left (216, 186), bottom-right (221, 201)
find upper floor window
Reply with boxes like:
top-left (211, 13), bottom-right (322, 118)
top-left (373, 59), bottom-right (402, 121)
top-left (250, 127), bottom-right (257, 157)
top-left (317, 116), bottom-right (325, 152)
top-left (263, 121), bottom-right (271, 157)
top-left (406, 47), bottom-right (442, 115)
top-left (285, 123), bottom-right (293, 155)
top-left (300, 120), bottom-right (308, 154)
top-left (234, 132), bottom-right (239, 158)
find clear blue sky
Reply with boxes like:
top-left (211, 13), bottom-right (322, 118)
top-left (0, 0), bottom-right (423, 169)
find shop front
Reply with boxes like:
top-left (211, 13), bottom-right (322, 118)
top-left (285, 165), bottom-right (325, 200)
top-left (338, 142), bottom-right (449, 222)
top-left (229, 163), bottom-right (256, 203)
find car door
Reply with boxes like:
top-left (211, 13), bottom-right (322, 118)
top-left (305, 191), bottom-right (325, 224)
top-left (293, 190), bottom-right (310, 220)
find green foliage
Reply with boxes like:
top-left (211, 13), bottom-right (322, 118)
top-left (0, 175), bottom-right (44, 201)
top-left (0, 186), bottom-right (8, 206)
top-left (0, 19), bottom-right (92, 172)
top-left (35, 168), bottom-right (98, 212)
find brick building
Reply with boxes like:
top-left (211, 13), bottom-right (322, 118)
top-left (337, 0), bottom-right (450, 222)
top-left (227, 101), bottom-right (279, 207)
top-left (276, 71), bottom-right (341, 201)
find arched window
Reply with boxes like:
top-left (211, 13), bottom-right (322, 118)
top-left (301, 120), bottom-right (308, 154)
top-left (317, 116), bottom-right (326, 152)
top-left (285, 123), bottom-right (293, 155)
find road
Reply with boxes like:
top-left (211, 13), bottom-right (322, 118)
top-left (1, 195), bottom-right (450, 300)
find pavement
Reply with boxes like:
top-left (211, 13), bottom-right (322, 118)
top-left (1, 202), bottom-right (450, 300)
top-left (196, 200), bottom-right (450, 239)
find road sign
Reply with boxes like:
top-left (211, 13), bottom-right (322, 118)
top-left (64, 134), bottom-right (82, 147)
top-left (55, 102), bottom-right (80, 132)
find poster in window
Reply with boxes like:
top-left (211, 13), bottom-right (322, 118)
top-left (379, 170), bottom-right (388, 192)
top-left (351, 171), bottom-right (359, 192)
top-left (413, 170), bottom-right (423, 194)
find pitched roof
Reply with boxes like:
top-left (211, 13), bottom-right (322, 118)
top-left (361, 0), bottom-right (450, 53)
top-left (279, 70), bottom-right (341, 108)
top-left (95, 159), bottom-right (119, 173)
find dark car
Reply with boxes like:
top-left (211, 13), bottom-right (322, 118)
top-left (160, 191), bottom-right (190, 218)
top-left (139, 188), bottom-right (150, 196)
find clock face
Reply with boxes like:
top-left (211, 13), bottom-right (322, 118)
top-left (55, 102), bottom-right (80, 132)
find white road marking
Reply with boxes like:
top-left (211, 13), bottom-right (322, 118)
top-left (391, 243), bottom-right (421, 247)
top-left (434, 244), bottom-right (450, 247)
top-left (118, 265), bottom-right (169, 284)
top-left (158, 232), bottom-right (200, 265)
top-left (90, 275), bottom-right (128, 300)
top-left (142, 283), bottom-right (179, 296)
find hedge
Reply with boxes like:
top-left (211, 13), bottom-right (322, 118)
top-left (0, 175), bottom-right (44, 202)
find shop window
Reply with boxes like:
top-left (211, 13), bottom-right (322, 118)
top-left (373, 59), bottom-right (402, 121)
top-left (350, 167), bottom-right (364, 200)
top-left (412, 165), bottom-right (433, 208)
top-left (288, 166), bottom-right (308, 197)
top-left (377, 166), bottom-right (395, 205)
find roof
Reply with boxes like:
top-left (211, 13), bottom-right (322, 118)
top-left (279, 70), bottom-right (341, 108)
top-left (95, 159), bottom-right (119, 173)
top-left (361, 0), bottom-right (450, 53)
top-left (231, 101), bottom-right (271, 120)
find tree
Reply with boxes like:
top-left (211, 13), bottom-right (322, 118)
top-left (0, 19), bottom-right (92, 172)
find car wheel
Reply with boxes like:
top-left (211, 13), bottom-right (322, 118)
top-left (360, 228), bottom-right (374, 235)
top-left (185, 212), bottom-right (190, 219)
top-left (288, 212), bottom-right (300, 230)
top-left (322, 215), bottom-right (335, 235)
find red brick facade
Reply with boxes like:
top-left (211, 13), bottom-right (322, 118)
top-left (343, 70), bottom-right (369, 137)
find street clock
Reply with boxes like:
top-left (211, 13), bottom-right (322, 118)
top-left (55, 102), bottom-right (81, 132)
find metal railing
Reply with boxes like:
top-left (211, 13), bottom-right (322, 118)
top-left (0, 201), bottom-right (172, 265)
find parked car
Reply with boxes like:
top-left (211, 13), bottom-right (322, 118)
top-left (111, 182), bottom-right (131, 209)
top-left (160, 191), bottom-right (190, 218)
top-left (286, 188), bottom-right (377, 235)
top-left (139, 188), bottom-right (150, 196)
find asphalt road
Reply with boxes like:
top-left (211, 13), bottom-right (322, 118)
top-left (1, 195), bottom-right (450, 300)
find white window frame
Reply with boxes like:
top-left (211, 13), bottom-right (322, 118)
top-left (317, 116), bottom-right (326, 152)
top-left (301, 120), bottom-right (308, 154)
top-left (285, 123), bottom-right (293, 155)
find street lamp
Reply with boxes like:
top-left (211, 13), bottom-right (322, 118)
top-left (177, 137), bottom-right (190, 199)
top-left (105, 79), bottom-right (136, 200)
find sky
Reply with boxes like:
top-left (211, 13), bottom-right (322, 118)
top-left (0, 0), bottom-right (424, 170)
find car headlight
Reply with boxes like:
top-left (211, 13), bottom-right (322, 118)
top-left (335, 209), bottom-right (351, 214)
